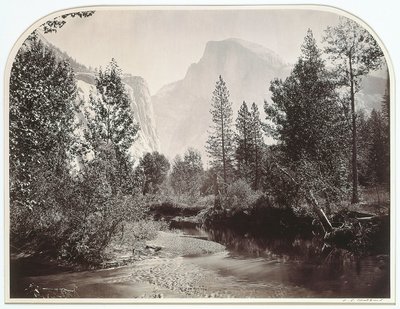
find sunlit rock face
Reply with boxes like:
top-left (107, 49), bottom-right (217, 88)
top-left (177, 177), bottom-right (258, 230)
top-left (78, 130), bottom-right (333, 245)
top-left (152, 38), bottom-right (291, 160)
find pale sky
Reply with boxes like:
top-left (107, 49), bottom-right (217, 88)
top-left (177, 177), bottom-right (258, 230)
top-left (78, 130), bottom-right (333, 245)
top-left (42, 8), bottom-right (342, 95)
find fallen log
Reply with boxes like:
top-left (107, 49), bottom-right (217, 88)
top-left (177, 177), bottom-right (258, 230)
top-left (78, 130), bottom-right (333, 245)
top-left (271, 163), bottom-right (334, 233)
top-left (305, 189), bottom-right (333, 233)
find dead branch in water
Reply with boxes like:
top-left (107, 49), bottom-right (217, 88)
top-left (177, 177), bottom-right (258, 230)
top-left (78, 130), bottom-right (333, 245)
top-left (271, 162), bottom-right (333, 233)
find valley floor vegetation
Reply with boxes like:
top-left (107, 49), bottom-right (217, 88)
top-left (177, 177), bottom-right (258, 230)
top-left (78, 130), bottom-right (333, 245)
top-left (9, 14), bottom-right (389, 284)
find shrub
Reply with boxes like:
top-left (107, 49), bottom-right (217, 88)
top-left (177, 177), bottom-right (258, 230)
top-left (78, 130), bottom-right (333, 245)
top-left (116, 219), bottom-right (168, 249)
top-left (221, 179), bottom-right (261, 212)
top-left (194, 195), bottom-right (215, 209)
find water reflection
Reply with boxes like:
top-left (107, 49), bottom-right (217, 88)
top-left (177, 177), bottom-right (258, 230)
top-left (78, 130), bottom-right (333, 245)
top-left (181, 226), bottom-right (390, 298)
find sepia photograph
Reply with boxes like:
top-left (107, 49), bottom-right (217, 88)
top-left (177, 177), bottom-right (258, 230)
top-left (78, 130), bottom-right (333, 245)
top-left (4, 5), bottom-right (393, 303)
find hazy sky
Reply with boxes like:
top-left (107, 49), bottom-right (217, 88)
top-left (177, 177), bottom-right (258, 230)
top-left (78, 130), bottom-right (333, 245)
top-left (43, 8), bottom-right (342, 95)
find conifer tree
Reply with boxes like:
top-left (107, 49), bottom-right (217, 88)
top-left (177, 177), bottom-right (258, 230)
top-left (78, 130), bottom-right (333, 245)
top-left (249, 102), bottom-right (264, 190)
top-left (266, 29), bottom-right (348, 201)
top-left (206, 75), bottom-right (235, 185)
top-left (235, 101), bottom-right (252, 181)
top-left (323, 17), bottom-right (384, 203)
top-left (367, 110), bottom-right (387, 185)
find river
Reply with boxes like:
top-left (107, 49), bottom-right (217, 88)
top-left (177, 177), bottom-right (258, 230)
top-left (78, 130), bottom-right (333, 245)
top-left (10, 224), bottom-right (390, 299)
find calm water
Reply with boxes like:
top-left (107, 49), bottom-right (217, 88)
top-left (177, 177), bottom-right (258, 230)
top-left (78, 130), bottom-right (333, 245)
top-left (10, 225), bottom-right (390, 298)
top-left (180, 226), bottom-right (390, 298)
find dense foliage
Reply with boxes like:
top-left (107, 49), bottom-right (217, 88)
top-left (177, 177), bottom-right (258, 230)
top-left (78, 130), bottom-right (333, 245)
top-left (203, 25), bottom-right (388, 230)
top-left (10, 35), bottom-right (147, 264)
top-left (85, 58), bottom-right (139, 194)
top-left (265, 29), bottom-right (349, 210)
top-left (137, 151), bottom-right (170, 195)
top-left (170, 148), bottom-right (204, 201)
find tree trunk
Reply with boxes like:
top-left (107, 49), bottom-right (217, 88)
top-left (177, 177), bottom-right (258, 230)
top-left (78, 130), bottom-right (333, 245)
top-left (349, 54), bottom-right (359, 203)
top-left (220, 105), bottom-right (227, 186)
top-left (254, 145), bottom-right (259, 190)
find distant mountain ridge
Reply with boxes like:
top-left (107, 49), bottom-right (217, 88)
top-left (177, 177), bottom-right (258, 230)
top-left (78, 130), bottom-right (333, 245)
top-left (152, 38), bottom-right (291, 160)
top-left (152, 37), bottom-right (388, 161)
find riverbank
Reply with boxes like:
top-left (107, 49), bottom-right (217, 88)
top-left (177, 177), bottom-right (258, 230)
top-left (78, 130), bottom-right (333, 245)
top-left (10, 227), bottom-right (390, 299)
top-left (11, 231), bottom-right (220, 298)
top-left (10, 187), bottom-right (390, 299)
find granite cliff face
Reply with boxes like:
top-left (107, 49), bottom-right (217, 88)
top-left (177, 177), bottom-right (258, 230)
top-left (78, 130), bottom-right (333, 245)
top-left (39, 33), bottom-right (160, 162)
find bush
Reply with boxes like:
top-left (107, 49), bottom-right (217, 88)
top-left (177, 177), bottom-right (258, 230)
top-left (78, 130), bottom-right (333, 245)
top-left (10, 160), bottom-right (149, 266)
top-left (221, 179), bottom-right (261, 212)
top-left (194, 195), bottom-right (215, 209)
top-left (115, 219), bottom-right (168, 249)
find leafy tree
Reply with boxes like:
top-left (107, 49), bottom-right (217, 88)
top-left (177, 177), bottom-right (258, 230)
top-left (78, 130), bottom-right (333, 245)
top-left (8, 28), bottom-right (147, 265)
top-left (235, 101), bottom-right (252, 181)
top-left (62, 143), bottom-right (146, 264)
top-left (221, 179), bottom-right (260, 212)
top-left (85, 59), bottom-right (139, 193)
top-left (323, 17), bottom-right (384, 203)
top-left (206, 75), bottom-right (235, 185)
top-left (9, 34), bottom-right (77, 213)
top-left (87, 59), bottom-right (138, 155)
top-left (38, 11), bottom-right (95, 34)
top-left (170, 155), bottom-right (185, 195)
top-left (265, 29), bottom-right (348, 207)
top-left (170, 148), bottom-right (204, 198)
top-left (8, 34), bottom-right (85, 255)
top-left (138, 152), bottom-right (170, 195)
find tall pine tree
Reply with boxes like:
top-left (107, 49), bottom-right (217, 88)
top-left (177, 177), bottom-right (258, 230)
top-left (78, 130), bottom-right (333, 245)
top-left (323, 17), bottom-right (384, 203)
top-left (206, 75), bottom-right (235, 185)
top-left (235, 101), bottom-right (252, 182)
top-left (249, 102), bottom-right (264, 190)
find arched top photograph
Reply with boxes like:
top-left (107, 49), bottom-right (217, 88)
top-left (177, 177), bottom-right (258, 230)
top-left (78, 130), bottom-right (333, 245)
top-left (4, 5), bottom-right (393, 304)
